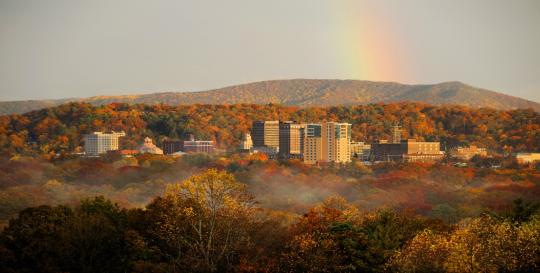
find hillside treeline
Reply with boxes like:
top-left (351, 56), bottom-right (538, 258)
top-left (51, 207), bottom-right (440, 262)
top-left (0, 102), bottom-right (538, 156)
top-left (1, 169), bottom-right (539, 273)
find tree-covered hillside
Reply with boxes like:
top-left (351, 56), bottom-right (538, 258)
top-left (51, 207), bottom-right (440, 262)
top-left (1, 80), bottom-right (539, 115)
top-left (0, 102), bottom-right (538, 156)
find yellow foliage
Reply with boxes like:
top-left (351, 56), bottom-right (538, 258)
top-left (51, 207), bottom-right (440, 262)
top-left (389, 216), bottom-right (540, 273)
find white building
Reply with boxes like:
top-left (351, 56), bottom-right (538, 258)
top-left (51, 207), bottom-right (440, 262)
top-left (139, 137), bottom-right (164, 155)
top-left (240, 133), bottom-right (253, 151)
top-left (84, 131), bottom-right (126, 156)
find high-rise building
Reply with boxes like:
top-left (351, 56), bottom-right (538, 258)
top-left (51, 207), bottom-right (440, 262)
top-left (322, 122), bottom-right (352, 163)
top-left (84, 131), bottom-right (126, 156)
top-left (279, 121), bottom-right (305, 159)
top-left (251, 120), bottom-right (279, 151)
top-left (303, 124), bottom-right (323, 164)
top-left (302, 122), bottom-right (351, 164)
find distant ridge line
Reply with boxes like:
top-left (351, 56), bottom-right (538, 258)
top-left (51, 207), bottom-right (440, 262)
top-left (0, 79), bottom-right (538, 114)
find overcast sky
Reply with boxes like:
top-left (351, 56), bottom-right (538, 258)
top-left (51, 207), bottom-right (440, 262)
top-left (1, 0), bottom-right (539, 102)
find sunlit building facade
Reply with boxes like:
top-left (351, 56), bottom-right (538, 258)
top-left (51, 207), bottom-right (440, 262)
top-left (83, 131), bottom-right (125, 156)
top-left (322, 122), bottom-right (352, 163)
top-left (303, 124), bottom-right (323, 164)
top-left (251, 120), bottom-right (279, 151)
top-left (371, 139), bottom-right (443, 162)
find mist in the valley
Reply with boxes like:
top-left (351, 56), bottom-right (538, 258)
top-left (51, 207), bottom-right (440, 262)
top-left (1, 155), bottom-right (538, 228)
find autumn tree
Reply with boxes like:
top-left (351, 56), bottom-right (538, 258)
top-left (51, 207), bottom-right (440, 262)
top-left (280, 196), bottom-right (370, 273)
top-left (146, 169), bottom-right (255, 272)
top-left (388, 215), bottom-right (540, 273)
top-left (0, 205), bottom-right (73, 273)
top-left (0, 197), bottom-right (147, 273)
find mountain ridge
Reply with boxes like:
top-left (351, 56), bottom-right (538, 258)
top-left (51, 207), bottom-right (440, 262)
top-left (1, 79), bottom-right (539, 114)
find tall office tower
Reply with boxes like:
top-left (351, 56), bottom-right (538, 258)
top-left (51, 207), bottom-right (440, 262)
top-left (279, 121), bottom-right (305, 159)
top-left (84, 131), bottom-right (126, 156)
top-left (251, 120), bottom-right (279, 150)
top-left (303, 124), bottom-right (323, 164)
top-left (322, 122), bottom-right (352, 163)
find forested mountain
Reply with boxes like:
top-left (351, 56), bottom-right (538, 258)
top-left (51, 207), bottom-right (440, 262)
top-left (1, 79), bottom-right (539, 115)
top-left (0, 102), bottom-right (538, 156)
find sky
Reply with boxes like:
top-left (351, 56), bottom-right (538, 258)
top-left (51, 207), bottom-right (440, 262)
top-left (0, 0), bottom-right (539, 102)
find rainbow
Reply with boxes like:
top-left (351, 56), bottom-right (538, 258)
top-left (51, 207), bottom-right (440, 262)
top-left (330, 2), bottom-right (410, 82)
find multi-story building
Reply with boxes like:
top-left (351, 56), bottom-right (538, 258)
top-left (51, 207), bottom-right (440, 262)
top-left (162, 135), bottom-right (214, 154)
top-left (279, 121), bottom-right (305, 159)
top-left (453, 145), bottom-right (487, 161)
top-left (322, 122), bottom-right (352, 163)
top-left (251, 120), bottom-right (279, 151)
top-left (83, 131), bottom-right (125, 156)
top-left (402, 139), bottom-right (444, 162)
top-left (248, 120), bottom-right (351, 164)
top-left (239, 133), bottom-right (253, 151)
top-left (302, 122), bottom-right (351, 164)
top-left (183, 140), bottom-right (214, 153)
top-left (370, 140), bottom-right (402, 161)
top-left (303, 124), bottom-right (323, 164)
top-left (162, 140), bottom-right (183, 155)
top-left (350, 141), bottom-right (371, 160)
top-left (371, 139), bottom-right (443, 162)
top-left (516, 153), bottom-right (540, 164)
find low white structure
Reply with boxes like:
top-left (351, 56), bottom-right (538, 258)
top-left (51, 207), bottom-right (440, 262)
top-left (139, 137), bottom-right (164, 155)
top-left (453, 145), bottom-right (487, 161)
top-left (240, 133), bottom-right (253, 151)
